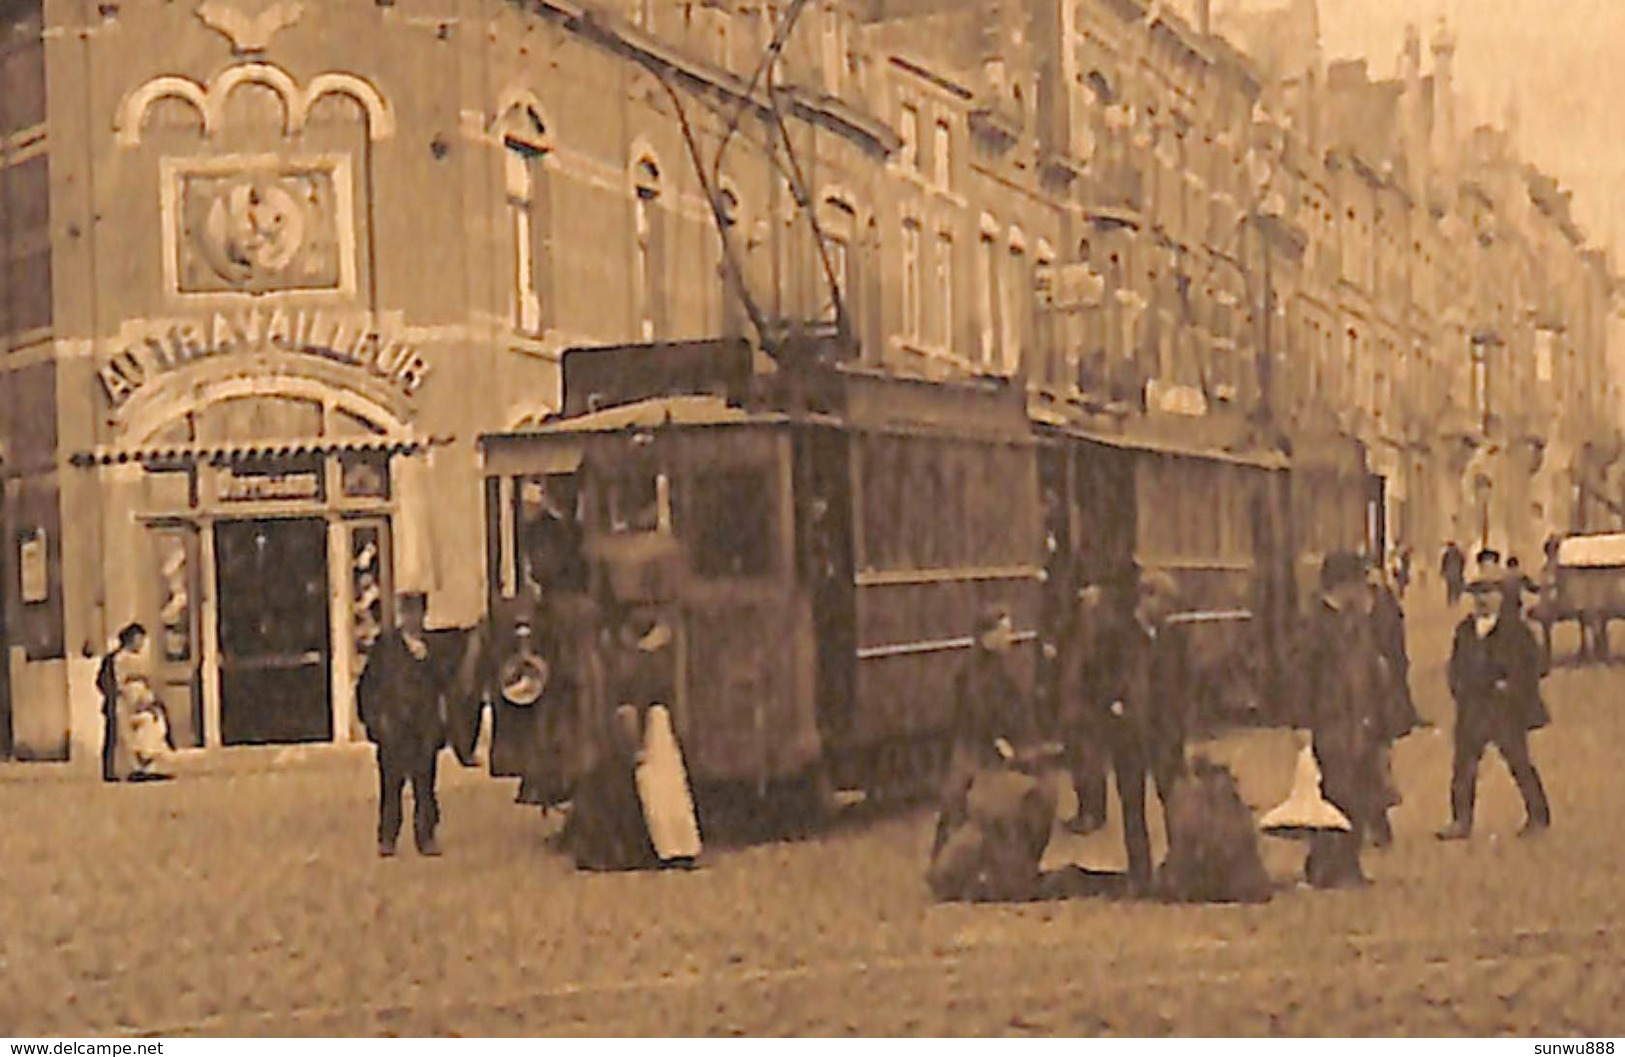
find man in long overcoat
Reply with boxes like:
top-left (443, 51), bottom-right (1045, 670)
top-left (358, 592), bottom-right (447, 857)
top-left (1091, 569), bottom-right (1189, 892)
top-left (1299, 552), bottom-right (1387, 887)
top-left (1437, 582), bottom-right (1552, 840)
top-left (1056, 584), bottom-right (1110, 835)
top-left (1368, 563), bottom-right (1422, 845)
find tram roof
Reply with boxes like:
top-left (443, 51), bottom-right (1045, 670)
top-left (1043, 423), bottom-right (1289, 470)
top-left (484, 395), bottom-right (804, 443)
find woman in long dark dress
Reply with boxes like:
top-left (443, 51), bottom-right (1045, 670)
top-left (561, 607), bottom-right (659, 871)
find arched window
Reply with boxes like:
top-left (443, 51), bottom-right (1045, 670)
top-left (633, 156), bottom-right (665, 341)
top-left (819, 196), bottom-right (857, 327)
top-left (502, 105), bottom-right (552, 335)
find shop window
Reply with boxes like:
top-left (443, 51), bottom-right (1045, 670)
top-left (350, 524), bottom-right (387, 660)
top-left (687, 468), bottom-right (775, 578)
top-left (151, 531), bottom-right (193, 663)
top-left (341, 452), bottom-right (391, 500)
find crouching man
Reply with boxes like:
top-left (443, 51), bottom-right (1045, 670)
top-left (928, 605), bottom-right (1060, 901)
top-left (359, 592), bottom-right (447, 858)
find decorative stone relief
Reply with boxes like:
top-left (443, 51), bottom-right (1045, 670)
top-left (196, 0), bottom-right (306, 56)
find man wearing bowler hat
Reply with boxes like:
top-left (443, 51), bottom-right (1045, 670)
top-left (358, 591), bottom-right (447, 858)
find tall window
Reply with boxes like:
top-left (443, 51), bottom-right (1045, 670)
top-left (933, 119), bottom-right (952, 188)
top-left (820, 198), bottom-right (856, 326)
top-left (899, 103), bottom-right (919, 171)
top-left (634, 158), bottom-right (665, 342)
top-left (505, 138), bottom-right (550, 334)
top-left (901, 219), bottom-right (922, 341)
top-left (1004, 237), bottom-right (1027, 373)
top-left (715, 6), bottom-right (732, 66)
top-left (718, 186), bottom-right (745, 336)
top-left (821, 3), bottom-right (845, 94)
top-left (1034, 242), bottom-right (1055, 385)
top-left (934, 230), bottom-right (954, 351)
top-left (978, 229), bottom-right (1001, 367)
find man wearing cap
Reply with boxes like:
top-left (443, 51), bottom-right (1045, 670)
top-left (931, 605), bottom-right (1047, 858)
top-left (927, 604), bottom-right (1057, 901)
top-left (358, 592), bottom-right (447, 858)
top-left (1437, 581), bottom-right (1551, 841)
top-left (1298, 552), bottom-right (1386, 887)
top-left (1092, 567), bottom-right (1190, 893)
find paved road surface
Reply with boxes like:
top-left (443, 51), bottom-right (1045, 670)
top-left (1, 621), bottom-right (1621, 1036)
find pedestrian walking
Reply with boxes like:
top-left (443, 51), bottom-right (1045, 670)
top-left (1437, 582), bottom-right (1552, 841)
top-left (1298, 552), bottom-right (1387, 888)
top-left (358, 592), bottom-right (447, 858)
top-left (1441, 541), bottom-right (1466, 606)
top-left (1056, 583), bottom-right (1109, 835)
top-left (1092, 568), bottom-right (1190, 894)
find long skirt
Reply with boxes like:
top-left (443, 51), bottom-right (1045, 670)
top-left (564, 757), bottom-right (657, 871)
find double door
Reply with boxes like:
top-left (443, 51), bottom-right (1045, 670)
top-left (142, 516), bottom-right (391, 747)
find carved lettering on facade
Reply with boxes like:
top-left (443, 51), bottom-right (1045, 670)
top-left (97, 308), bottom-right (432, 409)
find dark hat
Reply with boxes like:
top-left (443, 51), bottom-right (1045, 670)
top-left (1320, 551), bottom-right (1366, 591)
top-left (1465, 578), bottom-right (1502, 596)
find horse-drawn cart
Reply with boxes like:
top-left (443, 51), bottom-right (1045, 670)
top-left (1547, 532), bottom-right (1625, 663)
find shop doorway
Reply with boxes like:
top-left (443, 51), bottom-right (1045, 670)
top-left (215, 518), bottom-right (333, 745)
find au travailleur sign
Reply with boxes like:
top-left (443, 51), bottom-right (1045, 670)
top-left (97, 307), bottom-right (431, 409)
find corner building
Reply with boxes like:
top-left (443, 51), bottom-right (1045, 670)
top-left (1, 0), bottom-right (886, 759)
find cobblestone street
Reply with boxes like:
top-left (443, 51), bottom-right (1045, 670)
top-left (3, 615), bottom-right (1623, 1037)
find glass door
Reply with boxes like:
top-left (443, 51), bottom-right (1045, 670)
top-left (215, 518), bottom-right (333, 744)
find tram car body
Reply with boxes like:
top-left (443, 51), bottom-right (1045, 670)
top-left (475, 343), bottom-right (1375, 811)
top-left (1035, 427), bottom-right (1293, 728)
top-left (479, 357), bottom-right (1043, 805)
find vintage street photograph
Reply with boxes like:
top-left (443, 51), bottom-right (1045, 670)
top-left (1, 0), bottom-right (1622, 1039)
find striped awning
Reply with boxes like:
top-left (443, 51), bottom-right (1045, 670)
top-left (69, 434), bottom-right (455, 469)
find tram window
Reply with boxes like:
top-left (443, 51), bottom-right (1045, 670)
top-left (601, 471), bottom-right (662, 534)
top-left (688, 469), bottom-right (775, 578)
top-left (516, 474), bottom-right (588, 594)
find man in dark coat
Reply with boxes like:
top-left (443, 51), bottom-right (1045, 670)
top-left (1437, 582), bottom-right (1552, 840)
top-left (1299, 552), bottom-right (1387, 888)
top-left (1092, 569), bottom-right (1189, 893)
top-left (358, 592), bottom-right (446, 858)
top-left (97, 623), bottom-right (147, 783)
top-left (1441, 542), bottom-right (1466, 606)
top-left (1056, 584), bottom-right (1109, 835)
top-left (1367, 563), bottom-right (1422, 846)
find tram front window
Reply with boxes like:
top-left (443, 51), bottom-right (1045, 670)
top-left (688, 469), bottom-right (775, 579)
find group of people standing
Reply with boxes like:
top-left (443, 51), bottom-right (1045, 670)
top-left (926, 535), bottom-right (1557, 901)
top-left (353, 576), bottom-right (702, 871)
